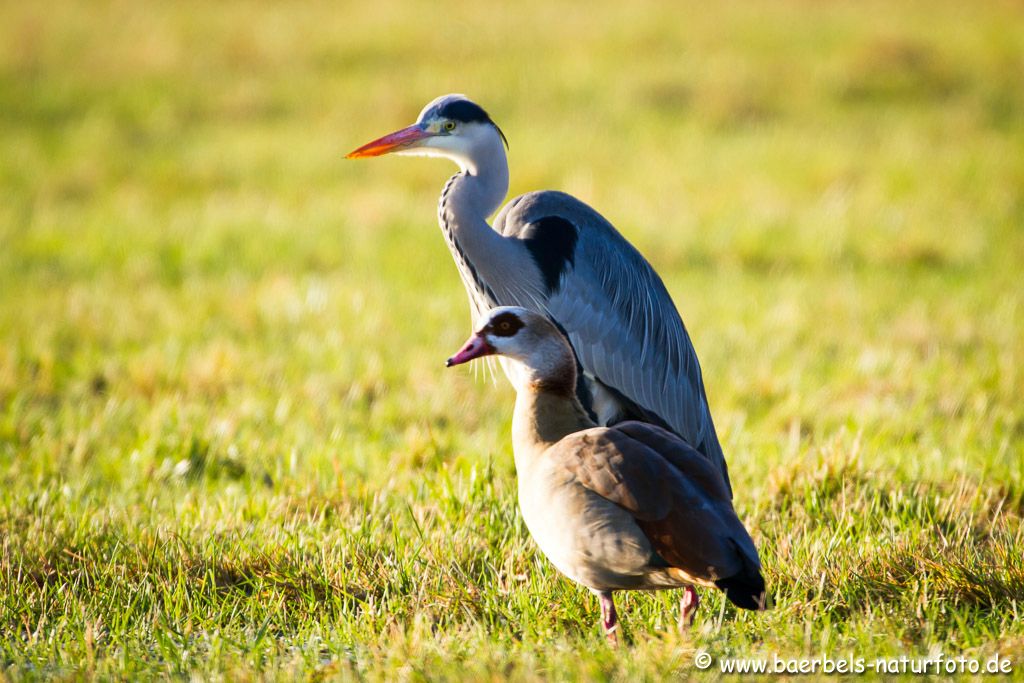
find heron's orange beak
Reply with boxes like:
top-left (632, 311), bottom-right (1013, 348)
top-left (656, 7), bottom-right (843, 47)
top-left (445, 333), bottom-right (494, 367)
top-left (346, 124), bottom-right (432, 158)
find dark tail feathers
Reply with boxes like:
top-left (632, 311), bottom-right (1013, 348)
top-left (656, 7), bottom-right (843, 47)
top-left (716, 570), bottom-right (769, 611)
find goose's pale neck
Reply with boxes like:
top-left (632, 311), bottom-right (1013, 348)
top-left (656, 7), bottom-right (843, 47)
top-left (512, 383), bottom-right (596, 467)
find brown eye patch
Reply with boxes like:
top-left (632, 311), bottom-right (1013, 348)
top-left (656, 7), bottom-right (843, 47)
top-left (488, 311), bottom-right (524, 337)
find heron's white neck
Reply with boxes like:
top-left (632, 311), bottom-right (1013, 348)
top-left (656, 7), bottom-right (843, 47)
top-left (439, 141), bottom-right (509, 226)
top-left (451, 137), bottom-right (509, 216)
top-left (436, 140), bottom-right (534, 319)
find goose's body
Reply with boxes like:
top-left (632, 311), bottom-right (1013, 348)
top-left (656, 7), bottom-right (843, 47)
top-left (515, 419), bottom-right (757, 596)
top-left (447, 307), bottom-right (767, 640)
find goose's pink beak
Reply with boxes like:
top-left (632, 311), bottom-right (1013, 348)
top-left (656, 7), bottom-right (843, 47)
top-left (445, 334), bottom-right (494, 367)
top-left (346, 124), bottom-right (432, 158)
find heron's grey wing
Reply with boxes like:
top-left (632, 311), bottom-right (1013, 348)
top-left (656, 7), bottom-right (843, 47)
top-left (549, 426), bottom-right (753, 582)
top-left (495, 191), bottom-right (731, 496)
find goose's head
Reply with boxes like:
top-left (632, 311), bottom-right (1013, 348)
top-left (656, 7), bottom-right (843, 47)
top-left (446, 306), bottom-right (576, 394)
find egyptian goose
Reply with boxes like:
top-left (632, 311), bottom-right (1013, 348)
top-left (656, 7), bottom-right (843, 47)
top-left (446, 306), bottom-right (767, 642)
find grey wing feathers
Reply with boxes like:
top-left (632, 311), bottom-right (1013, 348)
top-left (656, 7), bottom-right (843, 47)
top-left (495, 191), bottom-right (731, 495)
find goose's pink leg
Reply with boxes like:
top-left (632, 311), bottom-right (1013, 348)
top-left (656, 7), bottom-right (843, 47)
top-left (598, 591), bottom-right (619, 646)
top-left (679, 586), bottom-right (700, 631)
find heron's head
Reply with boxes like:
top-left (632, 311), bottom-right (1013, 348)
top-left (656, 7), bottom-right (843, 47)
top-left (347, 94), bottom-right (508, 173)
top-left (446, 306), bottom-right (576, 394)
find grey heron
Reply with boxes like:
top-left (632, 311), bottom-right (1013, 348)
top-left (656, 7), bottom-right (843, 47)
top-left (445, 306), bottom-right (766, 641)
top-left (348, 94), bottom-right (730, 494)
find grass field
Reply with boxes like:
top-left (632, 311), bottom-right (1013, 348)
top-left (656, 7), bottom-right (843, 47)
top-left (2, 0), bottom-right (1023, 679)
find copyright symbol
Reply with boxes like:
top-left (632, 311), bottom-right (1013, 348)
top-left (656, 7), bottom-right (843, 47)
top-left (694, 650), bottom-right (712, 670)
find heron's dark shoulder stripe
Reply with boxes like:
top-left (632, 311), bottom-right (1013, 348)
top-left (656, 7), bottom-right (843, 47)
top-left (519, 216), bottom-right (579, 294)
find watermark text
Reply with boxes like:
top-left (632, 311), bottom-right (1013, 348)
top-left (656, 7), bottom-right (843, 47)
top-left (694, 651), bottom-right (1013, 675)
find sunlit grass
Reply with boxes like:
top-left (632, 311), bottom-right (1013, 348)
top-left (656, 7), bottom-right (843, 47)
top-left (1, 0), bottom-right (1023, 678)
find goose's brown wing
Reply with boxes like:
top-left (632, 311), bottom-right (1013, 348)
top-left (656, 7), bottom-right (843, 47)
top-left (548, 426), bottom-right (756, 584)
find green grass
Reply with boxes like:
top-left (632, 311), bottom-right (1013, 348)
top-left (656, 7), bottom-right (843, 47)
top-left (2, 0), bottom-right (1023, 679)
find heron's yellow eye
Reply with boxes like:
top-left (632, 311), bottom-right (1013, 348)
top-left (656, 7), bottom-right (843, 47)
top-left (443, 121), bottom-right (456, 132)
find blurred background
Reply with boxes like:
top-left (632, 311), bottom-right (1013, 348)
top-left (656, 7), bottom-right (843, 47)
top-left (1, 0), bottom-right (1022, 676)
top-left (2, 0), bottom-right (1020, 479)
